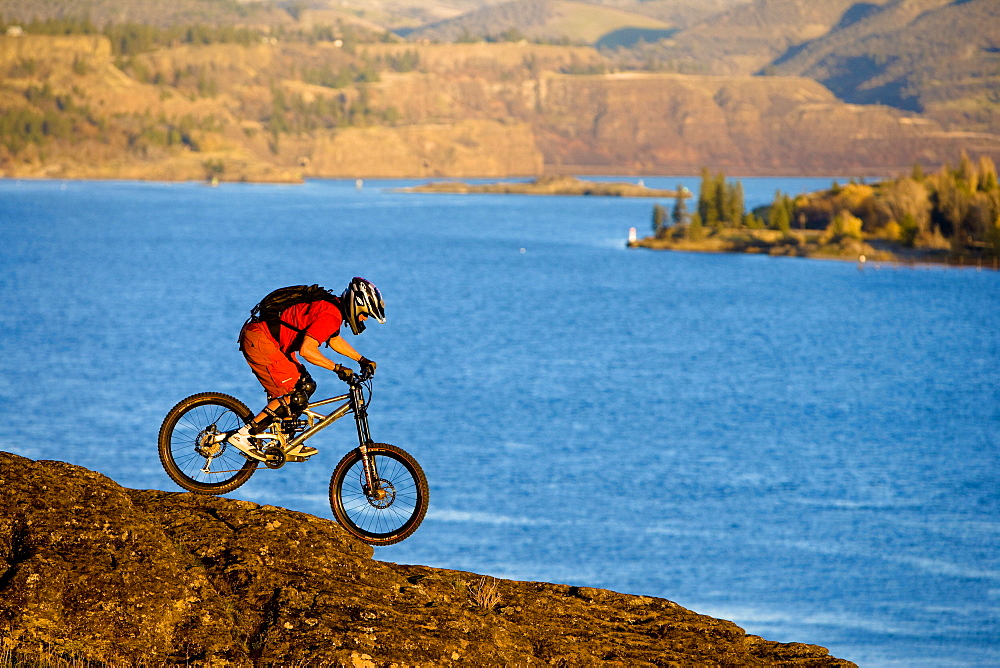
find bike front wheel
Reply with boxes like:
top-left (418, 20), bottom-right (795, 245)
top-left (329, 443), bottom-right (429, 546)
top-left (158, 392), bottom-right (257, 494)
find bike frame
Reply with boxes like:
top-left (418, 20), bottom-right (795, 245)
top-left (256, 381), bottom-right (382, 493)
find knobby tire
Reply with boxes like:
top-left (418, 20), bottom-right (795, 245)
top-left (329, 443), bottom-right (428, 546)
top-left (158, 392), bottom-right (257, 494)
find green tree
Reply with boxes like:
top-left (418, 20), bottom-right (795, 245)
top-left (712, 171), bottom-right (728, 228)
top-left (672, 186), bottom-right (690, 225)
top-left (978, 156), bottom-right (998, 192)
top-left (697, 168), bottom-right (719, 228)
top-left (899, 213), bottom-right (920, 247)
top-left (769, 191), bottom-right (792, 233)
top-left (956, 152), bottom-right (977, 192)
top-left (723, 180), bottom-right (744, 226)
top-left (987, 216), bottom-right (1000, 256)
top-left (931, 169), bottom-right (967, 239)
top-left (652, 203), bottom-right (667, 236)
top-left (696, 170), bottom-right (744, 228)
top-left (881, 177), bottom-right (931, 236)
top-left (688, 211), bottom-right (704, 241)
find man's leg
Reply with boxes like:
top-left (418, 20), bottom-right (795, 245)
top-left (243, 395), bottom-right (288, 431)
top-left (247, 371), bottom-right (315, 430)
top-left (232, 323), bottom-right (307, 455)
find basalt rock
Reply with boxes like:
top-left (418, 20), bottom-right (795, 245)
top-left (0, 452), bottom-right (856, 666)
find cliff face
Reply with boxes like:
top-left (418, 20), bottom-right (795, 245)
top-left (304, 120), bottom-right (545, 178)
top-left (2, 35), bottom-right (998, 180)
top-left (529, 72), bottom-right (961, 175)
top-left (0, 452), bottom-right (856, 666)
top-left (361, 67), bottom-right (1000, 176)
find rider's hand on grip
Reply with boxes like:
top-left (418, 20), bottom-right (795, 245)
top-left (359, 357), bottom-right (377, 379)
top-left (333, 364), bottom-right (354, 383)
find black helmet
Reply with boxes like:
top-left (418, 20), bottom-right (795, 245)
top-left (341, 277), bottom-right (385, 335)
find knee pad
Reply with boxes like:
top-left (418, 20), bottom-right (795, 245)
top-left (297, 373), bottom-right (317, 398)
top-left (287, 390), bottom-right (309, 414)
top-left (287, 374), bottom-right (316, 414)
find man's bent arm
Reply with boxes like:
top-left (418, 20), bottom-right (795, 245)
top-left (299, 335), bottom-right (361, 371)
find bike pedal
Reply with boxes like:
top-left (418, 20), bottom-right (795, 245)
top-left (285, 455), bottom-right (309, 463)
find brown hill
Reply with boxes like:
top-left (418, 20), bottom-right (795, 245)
top-left (2, 34), bottom-right (999, 180)
top-left (0, 0), bottom-right (294, 29)
top-left (0, 451), bottom-right (857, 665)
top-left (355, 48), bottom-right (1000, 175)
top-left (608, 0), bottom-right (1000, 134)
top-left (402, 0), bottom-right (673, 44)
top-left (600, 0), bottom-right (751, 29)
top-left (641, 0), bottom-right (879, 76)
top-left (0, 0), bottom-right (745, 35)
top-left (770, 0), bottom-right (1000, 132)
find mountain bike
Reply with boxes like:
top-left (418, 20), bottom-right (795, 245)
top-left (157, 373), bottom-right (428, 546)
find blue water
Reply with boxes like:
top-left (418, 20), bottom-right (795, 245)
top-left (1, 177), bottom-right (997, 667)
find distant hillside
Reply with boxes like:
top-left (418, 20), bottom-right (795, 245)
top-left (2, 33), bottom-right (997, 181)
top-left (628, 0), bottom-right (887, 75)
top-left (600, 0), bottom-right (1000, 132)
top-left (597, 0), bottom-right (750, 29)
top-left (770, 0), bottom-right (1000, 131)
top-left (0, 0), bottom-right (294, 29)
top-left (402, 0), bottom-right (674, 45)
top-left (0, 0), bottom-right (748, 34)
top-left (0, 0), bottom-right (520, 32)
top-left (2, 0), bottom-right (999, 181)
top-left (301, 0), bottom-right (508, 33)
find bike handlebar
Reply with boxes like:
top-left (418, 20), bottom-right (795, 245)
top-left (345, 368), bottom-right (375, 385)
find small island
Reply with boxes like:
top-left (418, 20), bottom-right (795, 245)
top-left (400, 174), bottom-right (678, 198)
top-left (630, 158), bottom-right (1000, 270)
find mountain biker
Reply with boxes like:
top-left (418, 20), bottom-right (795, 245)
top-left (226, 277), bottom-right (385, 458)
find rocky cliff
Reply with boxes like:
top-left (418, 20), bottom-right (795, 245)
top-left (0, 452), bottom-right (856, 666)
top-left (2, 35), bottom-right (998, 181)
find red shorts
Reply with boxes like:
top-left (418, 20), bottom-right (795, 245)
top-left (239, 321), bottom-right (302, 399)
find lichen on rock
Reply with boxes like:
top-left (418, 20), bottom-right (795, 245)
top-left (0, 452), bottom-right (855, 666)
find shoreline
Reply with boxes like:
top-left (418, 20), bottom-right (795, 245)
top-left (628, 230), bottom-right (1000, 271)
top-left (397, 175), bottom-right (678, 198)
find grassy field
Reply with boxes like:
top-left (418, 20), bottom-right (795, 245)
top-left (545, 1), bottom-right (673, 43)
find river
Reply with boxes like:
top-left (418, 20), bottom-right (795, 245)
top-left (1, 176), bottom-right (997, 666)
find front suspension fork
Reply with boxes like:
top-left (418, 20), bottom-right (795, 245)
top-left (351, 384), bottom-right (383, 498)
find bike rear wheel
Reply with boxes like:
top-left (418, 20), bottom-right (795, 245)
top-left (329, 443), bottom-right (428, 546)
top-left (158, 392), bottom-right (257, 494)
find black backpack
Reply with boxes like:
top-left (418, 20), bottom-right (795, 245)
top-left (245, 284), bottom-right (341, 346)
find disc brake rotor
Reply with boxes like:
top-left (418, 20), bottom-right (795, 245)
top-left (363, 478), bottom-right (396, 509)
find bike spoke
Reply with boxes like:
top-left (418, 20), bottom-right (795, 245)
top-left (160, 395), bottom-right (255, 491)
top-left (335, 452), bottom-right (421, 538)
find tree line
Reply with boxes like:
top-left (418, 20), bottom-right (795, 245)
top-left (652, 169), bottom-right (757, 240)
top-left (0, 16), bottom-right (417, 160)
top-left (0, 16), bottom-right (395, 57)
top-left (0, 83), bottom-right (98, 155)
top-left (651, 156), bottom-right (1000, 257)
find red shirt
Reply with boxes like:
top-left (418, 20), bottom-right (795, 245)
top-left (276, 300), bottom-right (343, 355)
